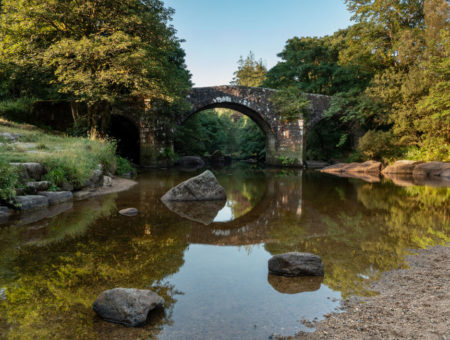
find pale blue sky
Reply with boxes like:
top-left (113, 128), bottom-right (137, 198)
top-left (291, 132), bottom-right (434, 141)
top-left (163, 0), bottom-right (353, 87)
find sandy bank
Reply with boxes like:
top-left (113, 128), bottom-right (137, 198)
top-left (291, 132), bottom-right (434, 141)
top-left (290, 245), bottom-right (449, 339)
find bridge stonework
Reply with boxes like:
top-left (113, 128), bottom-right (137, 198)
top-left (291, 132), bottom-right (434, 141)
top-left (136, 86), bottom-right (330, 167)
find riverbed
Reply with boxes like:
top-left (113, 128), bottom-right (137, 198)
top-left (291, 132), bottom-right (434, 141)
top-left (0, 164), bottom-right (448, 339)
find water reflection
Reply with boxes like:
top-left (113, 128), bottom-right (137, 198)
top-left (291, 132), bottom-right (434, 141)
top-left (0, 165), bottom-right (448, 339)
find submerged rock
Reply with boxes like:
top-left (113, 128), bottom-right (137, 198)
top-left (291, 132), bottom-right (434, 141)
top-left (93, 288), bottom-right (164, 327)
top-left (161, 170), bottom-right (226, 201)
top-left (176, 156), bottom-right (205, 168)
top-left (268, 252), bottom-right (324, 277)
top-left (162, 200), bottom-right (225, 225)
top-left (119, 208), bottom-right (138, 216)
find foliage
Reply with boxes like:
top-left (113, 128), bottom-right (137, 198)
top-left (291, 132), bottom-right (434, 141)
top-left (357, 129), bottom-right (398, 161)
top-left (263, 0), bottom-right (449, 162)
top-left (270, 87), bottom-right (311, 121)
top-left (174, 109), bottom-right (265, 160)
top-left (0, 97), bottom-right (34, 123)
top-left (0, 0), bottom-right (191, 131)
top-left (0, 158), bottom-right (18, 203)
top-left (231, 51), bottom-right (267, 87)
top-left (0, 120), bottom-right (128, 190)
top-left (115, 156), bottom-right (134, 176)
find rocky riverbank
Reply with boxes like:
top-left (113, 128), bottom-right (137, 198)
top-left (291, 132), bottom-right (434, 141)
top-left (285, 245), bottom-right (450, 340)
top-left (319, 160), bottom-right (450, 186)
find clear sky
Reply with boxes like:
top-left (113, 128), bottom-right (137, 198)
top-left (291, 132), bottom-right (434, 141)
top-left (163, 0), bottom-right (353, 87)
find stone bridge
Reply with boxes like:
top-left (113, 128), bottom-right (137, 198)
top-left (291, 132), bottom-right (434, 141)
top-left (112, 85), bottom-right (330, 167)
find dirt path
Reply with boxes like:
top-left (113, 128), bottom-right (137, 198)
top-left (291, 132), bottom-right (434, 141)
top-left (291, 245), bottom-right (450, 340)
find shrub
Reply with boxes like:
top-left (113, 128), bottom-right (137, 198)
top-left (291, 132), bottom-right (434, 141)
top-left (115, 156), bottom-right (134, 176)
top-left (357, 130), bottom-right (397, 161)
top-left (0, 159), bottom-right (18, 203)
top-left (0, 98), bottom-right (34, 123)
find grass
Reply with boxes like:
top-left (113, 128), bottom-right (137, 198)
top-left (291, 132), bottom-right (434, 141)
top-left (0, 118), bottom-right (133, 194)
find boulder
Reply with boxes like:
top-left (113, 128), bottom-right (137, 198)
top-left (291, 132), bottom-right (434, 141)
top-left (93, 288), bottom-right (164, 327)
top-left (37, 191), bottom-right (73, 205)
top-left (10, 162), bottom-right (45, 181)
top-left (118, 208), bottom-right (139, 217)
top-left (161, 170), bottom-right (227, 201)
top-left (103, 176), bottom-right (113, 187)
top-left (412, 162), bottom-right (450, 178)
top-left (25, 181), bottom-right (51, 194)
top-left (268, 252), bottom-right (324, 277)
top-left (15, 195), bottom-right (49, 211)
top-left (382, 160), bottom-right (423, 175)
top-left (321, 161), bottom-right (381, 174)
top-left (83, 169), bottom-right (103, 188)
top-left (176, 156), bottom-right (205, 168)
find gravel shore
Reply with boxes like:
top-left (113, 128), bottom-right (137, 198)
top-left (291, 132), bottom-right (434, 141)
top-left (291, 245), bottom-right (450, 340)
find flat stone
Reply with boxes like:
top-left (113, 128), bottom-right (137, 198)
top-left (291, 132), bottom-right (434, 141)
top-left (321, 161), bottom-right (381, 174)
top-left (73, 190), bottom-right (93, 200)
top-left (93, 288), bottom-right (164, 327)
top-left (382, 160), bottom-right (423, 175)
top-left (268, 252), bottom-right (324, 277)
top-left (37, 191), bottom-right (73, 205)
top-left (412, 162), bottom-right (450, 178)
top-left (161, 170), bottom-right (227, 201)
top-left (0, 132), bottom-right (20, 142)
top-left (10, 162), bottom-right (45, 180)
top-left (15, 195), bottom-right (49, 211)
top-left (119, 208), bottom-right (138, 216)
top-left (25, 181), bottom-right (51, 194)
top-left (306, 161), bottom-right (329, 169)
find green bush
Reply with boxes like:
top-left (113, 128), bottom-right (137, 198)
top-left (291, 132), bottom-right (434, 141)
top-left (357, 130), bottom-right (397, 161)
top-left (0, 159), bottom-right (18, 203)
top-left (115, 156), bottom-right (134, 176)
top-left (0, 98), bottom-right (34, 123)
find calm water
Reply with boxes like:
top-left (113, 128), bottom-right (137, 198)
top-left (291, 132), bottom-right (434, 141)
top-left (0, 165), bottom-right (448, 339)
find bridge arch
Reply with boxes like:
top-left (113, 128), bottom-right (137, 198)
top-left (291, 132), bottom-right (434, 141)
top-left (137, 86), bottom-right (330, 167)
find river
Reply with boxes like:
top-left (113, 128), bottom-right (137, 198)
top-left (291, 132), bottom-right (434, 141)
top-left (0, 164), bottom-right (448, 339)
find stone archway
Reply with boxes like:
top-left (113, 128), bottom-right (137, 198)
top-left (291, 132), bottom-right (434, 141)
top-left (137, 86), bottom-right (330, 168)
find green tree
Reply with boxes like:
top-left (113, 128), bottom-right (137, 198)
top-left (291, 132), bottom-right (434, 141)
top-left (0, 0), bottom-right (191, 131)
top-left (231, 51), bottom-right (267, 87)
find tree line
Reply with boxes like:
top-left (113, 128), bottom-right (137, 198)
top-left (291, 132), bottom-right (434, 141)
top-left (234, 0), bottom-right (449, 162)
top-left (0, 0), bottom-right (448, 162)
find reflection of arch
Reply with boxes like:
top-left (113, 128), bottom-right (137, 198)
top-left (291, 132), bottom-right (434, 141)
top-left (107, 114), bottom-right (140, 163)
top-left (186, 172), bottom-right (303, 245)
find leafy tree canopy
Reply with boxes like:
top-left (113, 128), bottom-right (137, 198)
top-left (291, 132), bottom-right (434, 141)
top-left (231, 51), bottom-right (267, 87)
top-left (0, 0), bottom-right (191, 129)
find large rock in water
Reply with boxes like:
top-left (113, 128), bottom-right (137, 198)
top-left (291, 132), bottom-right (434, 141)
top-left (93, 288), bottom-right (164, 327)
top-left (161, 170), bottom-right (226, 201)
top-left (382, 160), bottom-right (423, 175)
top-left (268, 252), bottom-right (324, 277)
